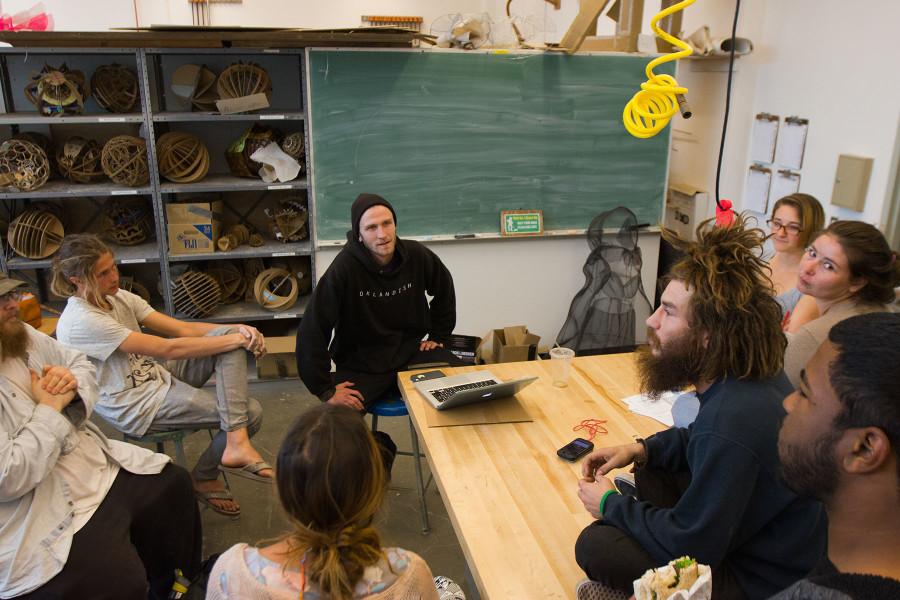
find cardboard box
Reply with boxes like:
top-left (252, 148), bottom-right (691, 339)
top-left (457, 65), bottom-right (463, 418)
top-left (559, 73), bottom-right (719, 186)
top-left (479, 326), bottom-right (541, 364)
top-left (256, 336), bottom-right (298, 379)
top-left (166, 201), bottom-right (222, 255)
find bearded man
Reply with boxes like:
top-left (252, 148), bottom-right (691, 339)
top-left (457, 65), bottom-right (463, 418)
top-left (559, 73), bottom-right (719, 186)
top-left (573, 217), bottom-right (826, 600)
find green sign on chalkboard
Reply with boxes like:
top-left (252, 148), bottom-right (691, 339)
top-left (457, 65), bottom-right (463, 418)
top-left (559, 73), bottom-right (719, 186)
top-left (501, 210), bottom-right (544, 236)
top-left (309, 50), bottom-right (671, 241)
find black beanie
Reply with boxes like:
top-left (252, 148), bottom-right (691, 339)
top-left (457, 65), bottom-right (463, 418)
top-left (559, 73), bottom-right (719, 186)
top-left (351, 193), bottom-right (397, 240)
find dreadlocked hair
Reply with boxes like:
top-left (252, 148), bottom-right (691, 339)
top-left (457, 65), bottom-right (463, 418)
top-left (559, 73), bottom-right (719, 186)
top-left (50, 234), bottom-right (114, 311)
top-left (275, 404), bottom-right (387, 600)
top-left (663, 214), bottom-right (786, 382)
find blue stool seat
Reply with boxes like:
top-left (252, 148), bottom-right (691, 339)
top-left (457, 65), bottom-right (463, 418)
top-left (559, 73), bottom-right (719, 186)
top-left (368, 392), bottom-right (431, 534)
top-left (123, 428), bottom-right (230, 490)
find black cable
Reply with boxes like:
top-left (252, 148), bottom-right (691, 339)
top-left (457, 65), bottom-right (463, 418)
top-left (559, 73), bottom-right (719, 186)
top-left (714, 0), bottom-right (741, 212)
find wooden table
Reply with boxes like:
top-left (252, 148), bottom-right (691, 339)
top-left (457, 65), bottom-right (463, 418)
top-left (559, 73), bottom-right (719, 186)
top-left (398, 354), bottom-right (666, 600)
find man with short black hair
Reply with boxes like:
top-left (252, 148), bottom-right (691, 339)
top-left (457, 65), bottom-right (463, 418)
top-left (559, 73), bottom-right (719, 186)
top-left (296, 193), bottom-right (459, 409)
top-left (772, 312), bottom-right (900, 599)
top-left (0, 272), bottom-right (200, 598)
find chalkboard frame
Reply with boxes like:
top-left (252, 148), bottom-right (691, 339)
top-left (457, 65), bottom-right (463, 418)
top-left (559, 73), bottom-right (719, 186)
top-left (307, 48), bottom-right (672, 243)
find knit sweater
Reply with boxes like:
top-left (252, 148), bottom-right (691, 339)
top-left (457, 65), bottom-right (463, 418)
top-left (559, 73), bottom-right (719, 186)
top-left (206, 544), bottom-right (438, 600)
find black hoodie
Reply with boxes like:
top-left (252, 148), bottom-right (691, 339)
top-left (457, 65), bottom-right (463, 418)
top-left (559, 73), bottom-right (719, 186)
top-left (296, 232), bottom-right (456, 399)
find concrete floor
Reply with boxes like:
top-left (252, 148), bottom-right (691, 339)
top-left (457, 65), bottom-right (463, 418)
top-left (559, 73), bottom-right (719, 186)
top-left (103, 378), bottom-right (474, 597)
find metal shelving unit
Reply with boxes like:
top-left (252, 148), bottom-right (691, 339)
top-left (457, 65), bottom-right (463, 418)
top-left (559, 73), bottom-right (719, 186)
top-left (0, 46), bottom-right (315, 325)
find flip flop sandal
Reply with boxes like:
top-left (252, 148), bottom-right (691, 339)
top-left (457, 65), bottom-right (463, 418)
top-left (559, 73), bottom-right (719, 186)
top-left (195, 489), bottom-right (241, 517)
top-left (218, 460), bottom-right (273, 483)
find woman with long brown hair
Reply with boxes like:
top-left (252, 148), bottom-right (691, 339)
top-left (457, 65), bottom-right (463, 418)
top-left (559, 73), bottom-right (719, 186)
top-left (783, 220), bottom-right (900, 387)
top-left (207, 403), bottom-right (442, 599)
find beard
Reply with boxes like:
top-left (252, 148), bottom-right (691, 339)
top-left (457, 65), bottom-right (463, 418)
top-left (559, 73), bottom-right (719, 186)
top-left (778, 428), bottom-right (841, 502)
top-left (0, 317), bottom-right (28, 362)
top-left (637, 328), bottom-right (705, 397)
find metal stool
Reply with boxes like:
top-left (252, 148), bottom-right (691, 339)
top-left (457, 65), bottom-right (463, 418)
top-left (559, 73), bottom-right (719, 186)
top-left (369, 393), bottom-right (431, 533)
top-left (123, 428), bottom-right (230, 489)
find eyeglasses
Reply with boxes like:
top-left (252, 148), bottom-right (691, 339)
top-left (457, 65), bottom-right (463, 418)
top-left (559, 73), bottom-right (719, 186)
top-left (767, 219), bottom-right (802, 236)
top-left (0, 290), bottom-right (24, 304)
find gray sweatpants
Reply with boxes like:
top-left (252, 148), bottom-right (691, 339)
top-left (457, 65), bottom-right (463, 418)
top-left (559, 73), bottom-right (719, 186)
top-left (149, 327), bottom-right (263, 481)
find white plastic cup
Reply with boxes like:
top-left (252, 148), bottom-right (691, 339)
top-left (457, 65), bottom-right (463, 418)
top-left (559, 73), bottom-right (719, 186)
top-left (549, 347), bottom-right (576, 387)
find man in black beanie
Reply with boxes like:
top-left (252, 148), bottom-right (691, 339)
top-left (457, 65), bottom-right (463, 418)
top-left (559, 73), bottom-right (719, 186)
top-left (296, 193), bottom-right (460, 461)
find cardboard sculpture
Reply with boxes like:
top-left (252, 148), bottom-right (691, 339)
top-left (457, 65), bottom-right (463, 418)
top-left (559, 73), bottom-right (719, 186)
top-left (91, 64), bottom-right (139, 113)
top-left (101, 135), bottom-right (149, 186)
top-left (172, 271), bottom-right (221, 318)
top-left (253, 267), bottom-right (298, 311)
top-left (0, 138), bottom-right (50, 191)
top-left (57, 136), bottom-right (104, 183)
top-left (171, 64), bottom-right (218, 112)
top-left (216, 62), bottom-right (271, 101)
top-left (157, 132), bottom-right (209, 183)
top-left (24, 63), bottom-right (90, 116)
top-left (119, 275), bottom-right (151, 302)
top-left (207, 261), bottom-right (245, 304)
top-left (267, 199), bottom-right (308, 242)
top-left (104, 198), bottom-right (154, 246)
top-left (8, 208), bottom-right (64, 259)
top-left (225, 125), bottom-right (280, 178)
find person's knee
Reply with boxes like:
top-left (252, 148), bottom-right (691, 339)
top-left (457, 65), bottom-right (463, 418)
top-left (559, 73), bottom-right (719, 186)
top-left (575, 523), bottom-right (642, 584)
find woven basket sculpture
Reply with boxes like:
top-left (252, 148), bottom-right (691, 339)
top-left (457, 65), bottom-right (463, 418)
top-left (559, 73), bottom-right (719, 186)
top-left (157, 132), bottom-right (209, 183)
top-left (0, 139), bottom-right (50, 191)
top-left (103, 198), bottom-right (154, 246)
top-left (253, 267), bottom-right (299, 312)
top-left (57, 137), bottom-right (104, 183)
top-left (172, 271), bottom-right (221, 318)
top-left (91, 64), bottom-right (139, 113)
top-left (207, 261), bottom-right (245, 304)
top-left (24, 64), bottom-right (90, 116)
top-left (119, 276), bottom-right (151, 302)
top-left (101, 135), bottom-right (149, 186)
top-left (216, 62), bottom-right (271, 101)
top-left (225, 125), bottom-right (280, 178)
top-left (7, 208), bottom-right (65, 259)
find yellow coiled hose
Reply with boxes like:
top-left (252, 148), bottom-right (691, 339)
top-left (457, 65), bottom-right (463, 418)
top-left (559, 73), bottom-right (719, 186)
top-left (623, 0), bottom-right (696, 138)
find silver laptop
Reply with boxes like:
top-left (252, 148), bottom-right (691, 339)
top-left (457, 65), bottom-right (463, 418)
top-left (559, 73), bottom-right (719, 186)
top-left (413, 371), bottom-right (538, 411)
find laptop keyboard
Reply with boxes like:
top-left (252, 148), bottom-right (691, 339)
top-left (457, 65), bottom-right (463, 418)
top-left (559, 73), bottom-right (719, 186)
top-left (431, 379), bottom-right (498, 403)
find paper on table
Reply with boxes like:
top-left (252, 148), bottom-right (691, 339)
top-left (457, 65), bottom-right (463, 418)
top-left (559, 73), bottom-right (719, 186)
top-left (621, 391), bottom-right (678, 427)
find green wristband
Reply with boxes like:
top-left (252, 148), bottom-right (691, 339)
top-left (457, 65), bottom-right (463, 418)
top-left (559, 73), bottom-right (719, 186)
top-left (599, 489), bottom-right (620, 517)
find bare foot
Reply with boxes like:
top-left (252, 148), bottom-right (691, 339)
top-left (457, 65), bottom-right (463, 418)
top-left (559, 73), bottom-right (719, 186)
top-left (220, 444), bottom-right (274, 479)
top-left (194, 478), bottom-right (240, 514)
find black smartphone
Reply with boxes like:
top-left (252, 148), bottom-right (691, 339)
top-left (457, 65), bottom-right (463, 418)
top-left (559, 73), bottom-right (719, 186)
top-left (410, 369), bottom-right (445, 383)
top-left (557, 438), bottom-right (594, 462)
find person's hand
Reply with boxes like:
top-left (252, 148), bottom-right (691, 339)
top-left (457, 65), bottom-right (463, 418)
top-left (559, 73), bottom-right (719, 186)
top-left (581, 442), bottom-right (645, 480)
top-left (326, 381), bottom-right (365, 411)
top-left (578, 476), bottom-right (616, 519)
top-left (30, 369), bottom-right (76, 412)
top-left (39, 365), bottom-right (78, 395)
top-left (237, 325), bottom-right (266, 358)
top-left (419, 340), bottom-right (443, 352)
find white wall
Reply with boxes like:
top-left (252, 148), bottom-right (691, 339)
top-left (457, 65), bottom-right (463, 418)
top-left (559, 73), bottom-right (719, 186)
top-left (316, 233), bottom-right (659, 347)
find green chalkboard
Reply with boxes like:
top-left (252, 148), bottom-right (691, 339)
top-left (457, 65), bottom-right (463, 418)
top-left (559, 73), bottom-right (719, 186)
top-left (309, 49), bottom-right (672, 241)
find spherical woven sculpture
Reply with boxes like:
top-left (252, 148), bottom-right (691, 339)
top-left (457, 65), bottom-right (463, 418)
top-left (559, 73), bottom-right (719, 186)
top-left (119, 276), bottom-right (151, 302)
top-left (103, 198), bottom-right (154, 246)
top-left (91, 64), bottom-right (139, 113)
top-left (225, 125), bottom-right (280, 178)
top-left (157, 132), bottom-right (209, 183)
top-left (253, 267), bottom-right (298, 312)
top-left (207, 261), bottom-right (245, 304)
top-left (217, 223), bottom-right (250, 252)
top-left (0, 139), bottom-right (50, 191)
top-left (57, 137), bottom-right (104, 183)
top-left (101, 135), bottom-right (149, 186)
top-left (280, 132), bottom-right (304, 162)
top-left (172, 271), bottom-right (221, 318)
top-left (24, 64), bottom-right (90, 116)
top-left (7, 208), bottom-right (65, 259)
top-left (216, 62), bottom-right (271, 100)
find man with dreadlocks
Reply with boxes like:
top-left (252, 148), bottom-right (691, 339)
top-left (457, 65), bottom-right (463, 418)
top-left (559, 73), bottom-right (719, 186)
top-left (574, 216), bottom-right (826, 600)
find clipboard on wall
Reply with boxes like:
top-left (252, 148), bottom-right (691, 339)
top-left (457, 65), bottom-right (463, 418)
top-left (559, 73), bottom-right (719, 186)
top-left (744, 164), bottom-right (772, 213)
top-left (750, 113), bottom-right (779, 164)
top-left (775, 116), bottom-right (809, 170)
top-left (770, 169), bottom-right (801, 205)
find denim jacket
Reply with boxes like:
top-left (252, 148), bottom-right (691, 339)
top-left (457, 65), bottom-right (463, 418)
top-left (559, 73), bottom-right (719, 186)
top-left (0, 325), bottom-right (170, 598)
